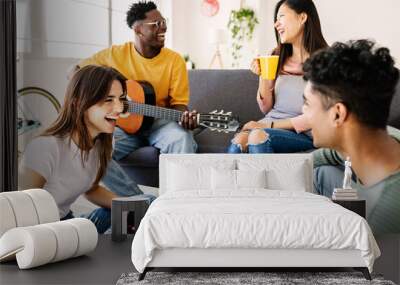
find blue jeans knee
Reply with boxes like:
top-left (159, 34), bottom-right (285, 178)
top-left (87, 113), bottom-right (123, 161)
top-left (61, 208), bottom-right (111, 234)
top-left (86, 208), bottom-right (111, 234)
top-left (248, 128), bottom-right (314, 154)
top-left (227, 142), bottom-right (243, 153)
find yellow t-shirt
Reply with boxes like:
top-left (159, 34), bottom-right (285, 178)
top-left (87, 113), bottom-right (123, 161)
top-left (79, 42), bottom-right (189, 107)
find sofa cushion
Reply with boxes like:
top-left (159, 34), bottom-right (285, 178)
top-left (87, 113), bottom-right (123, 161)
top-left (189, 69), bottom-right (262, 153)
top-left (118, 146), bottom-right (159, 168)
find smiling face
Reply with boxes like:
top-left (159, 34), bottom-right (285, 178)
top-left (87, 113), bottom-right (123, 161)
top-left (135, 9), bottom-right (167, 49)
top-left (274, 3), bottom-right (307, 45)
top-left (85, 80), bottom-right (126, 139)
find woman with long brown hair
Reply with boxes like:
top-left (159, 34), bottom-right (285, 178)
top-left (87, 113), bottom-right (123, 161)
top-left (19, 65), bottom-right (135, 233)
top-left (228, 0), bottom-right (328, 154)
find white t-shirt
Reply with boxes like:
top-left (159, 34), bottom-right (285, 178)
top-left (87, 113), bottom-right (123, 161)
top-left (21, 136), bottom-right (100, 218)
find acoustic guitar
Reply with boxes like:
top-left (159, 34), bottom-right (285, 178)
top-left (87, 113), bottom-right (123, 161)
top-left (117, 80), bottom-right (239, 134)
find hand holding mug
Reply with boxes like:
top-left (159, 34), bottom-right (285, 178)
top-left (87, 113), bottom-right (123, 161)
top-left (250, 58), bottom-right (261, 76)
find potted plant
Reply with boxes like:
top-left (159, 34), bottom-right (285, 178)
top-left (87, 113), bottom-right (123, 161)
top-left (183, 54), bottom-right (196, 70)
top-left (227, 6), bottom-right (258, 67)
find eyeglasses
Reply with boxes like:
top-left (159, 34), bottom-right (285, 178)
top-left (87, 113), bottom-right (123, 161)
top-left (142, 18), bottom-right (168, 29)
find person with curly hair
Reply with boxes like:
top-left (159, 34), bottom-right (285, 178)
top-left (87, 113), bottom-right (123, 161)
top-left (302, 39), bottom-right (400, 234)
top-left (72, 1), bottom-right (197, 196)
top-left (228, 0), bottom-right (328, 154)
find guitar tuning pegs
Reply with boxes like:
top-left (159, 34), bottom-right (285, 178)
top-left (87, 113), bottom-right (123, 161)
top-left (218, 110), bottom-right (224, 114)
top-left (226, 112), bottom-right (232, 116)
top-left (211, 110), bottom-right (217, 114)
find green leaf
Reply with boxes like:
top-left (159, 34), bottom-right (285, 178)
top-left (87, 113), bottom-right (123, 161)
top-left (227, 7), bottom-right (259, 66)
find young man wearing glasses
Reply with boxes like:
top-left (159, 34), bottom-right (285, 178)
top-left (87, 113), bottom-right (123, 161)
top-left (76, 1), bottom-right (197, 197)
top-left (302, 39), bottom-right (400, 234)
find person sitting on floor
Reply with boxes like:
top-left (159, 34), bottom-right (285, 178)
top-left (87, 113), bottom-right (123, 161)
top-left (302, 39), bottom-right (400, 234)
top-left (18, 65), bottom-right (144, 233)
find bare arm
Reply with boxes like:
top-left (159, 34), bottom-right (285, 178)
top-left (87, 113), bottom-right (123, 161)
top-left (84, 185), bottom-right (118, 209)
top-left (256, 79), bottom-right (275, 114)
top-left (241, 118), bottom-right (293, 131)
top-left (270, 118), bottom-right (294, 130)
top-left (18, 167), bottom-right (46, 190)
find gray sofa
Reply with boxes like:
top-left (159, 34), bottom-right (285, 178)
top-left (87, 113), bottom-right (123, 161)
top-left (118, 69), bottom-right (400, 187)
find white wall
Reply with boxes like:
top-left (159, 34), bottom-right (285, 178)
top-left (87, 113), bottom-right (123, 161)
top-left (16, 0), bottom-right (111, 97)
top-left (169, 0), bottom-right (262, 69)
top-left (173, 0), bottom-right (400, 69)
top-left (17, 0), bottom-right (400, 95)
top-left (315, 0), bottom-right (400, 65)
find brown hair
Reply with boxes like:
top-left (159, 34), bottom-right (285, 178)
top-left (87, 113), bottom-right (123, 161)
top-left (43, 65), bottom-right (127, 185)
top-left (273, 0), bottom-right (328, 74)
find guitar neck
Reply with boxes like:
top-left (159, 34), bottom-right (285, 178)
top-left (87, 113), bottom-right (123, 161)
top-left (126, 101), bottom-right (183, 121)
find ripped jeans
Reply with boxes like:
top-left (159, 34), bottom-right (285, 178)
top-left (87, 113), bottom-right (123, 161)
top-left (227, 128), bottom-right (314, 154)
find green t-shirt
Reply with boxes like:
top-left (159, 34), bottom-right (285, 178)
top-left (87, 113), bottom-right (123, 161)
top-left (313, 126), bottom-right (400, 234)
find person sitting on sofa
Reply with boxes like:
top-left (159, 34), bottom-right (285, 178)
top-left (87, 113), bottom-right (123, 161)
top-left (18, 65), bottom-right (146, 234)
top-left (302, 39), bottom-right (400, 234)
top-left (74, 1), bottom-right (197, 196)
top-left (228, 0), bottom-right (328, 154)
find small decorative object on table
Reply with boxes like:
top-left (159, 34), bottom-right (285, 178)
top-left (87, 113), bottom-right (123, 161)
top-left (332, 157), bottom-right (359, 200)
top-left (111, 195), bottom-right (151, 242)
top-left (331, 157), bottom-right (366, 218)
top-left (183, 54), bottom-right (196, 70)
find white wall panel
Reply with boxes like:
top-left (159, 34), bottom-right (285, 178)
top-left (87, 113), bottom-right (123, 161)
top-left (315, 0), bottom-right (400, 65)
top-left (70, 0), bottom-right (109, 8)
top-left (42, 0), bottom-right (109, 50)
top-left (111, 10), bottom-right (132, 45)
top-left (16, 0), bottom-right (32, 53)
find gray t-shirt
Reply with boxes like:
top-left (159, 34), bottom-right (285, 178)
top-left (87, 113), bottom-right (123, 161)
top-left (264, 74), bottom-right (306, 120)
top-left (21, 136), bottom-right (100, 218)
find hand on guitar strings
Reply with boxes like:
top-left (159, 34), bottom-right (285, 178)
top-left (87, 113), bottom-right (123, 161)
top-left (180, 110), bottom-right (198, 130)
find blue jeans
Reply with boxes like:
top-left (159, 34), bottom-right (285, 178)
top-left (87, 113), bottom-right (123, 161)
top-left (227, 128), bottom-right (314, 154)
top-left (61, 208), bottom-right (111, 234)
top-left (102, 119), bottom-right (197, 196)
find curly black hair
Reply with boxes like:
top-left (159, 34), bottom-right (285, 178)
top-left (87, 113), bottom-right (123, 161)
top-left (303, 39), bottom-right (399, 129)
top-left (126, 1), bottom-right (157, 29)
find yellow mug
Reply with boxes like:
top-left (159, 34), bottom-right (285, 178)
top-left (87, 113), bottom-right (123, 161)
top-left (258, 55), bottom-right (279, 80)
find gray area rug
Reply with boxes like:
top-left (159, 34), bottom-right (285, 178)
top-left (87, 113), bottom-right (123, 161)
top-left (116, 272), bottom-right (396, 285)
